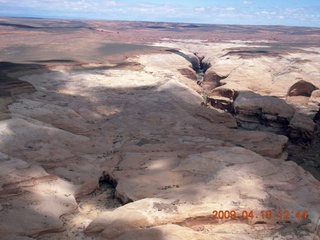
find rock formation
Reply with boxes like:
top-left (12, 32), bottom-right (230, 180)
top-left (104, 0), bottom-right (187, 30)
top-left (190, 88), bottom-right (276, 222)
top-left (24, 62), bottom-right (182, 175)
top-left (288, 80), bottom-right (318, 97)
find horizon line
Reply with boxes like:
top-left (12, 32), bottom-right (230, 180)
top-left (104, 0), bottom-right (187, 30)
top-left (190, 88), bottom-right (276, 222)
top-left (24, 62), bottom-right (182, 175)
top-left (1, 15), bottom-right (320, 29)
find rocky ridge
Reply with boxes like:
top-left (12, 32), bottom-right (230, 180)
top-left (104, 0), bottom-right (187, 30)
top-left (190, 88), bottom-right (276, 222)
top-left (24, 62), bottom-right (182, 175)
top-left (161, 41), bottom-right (320, 144)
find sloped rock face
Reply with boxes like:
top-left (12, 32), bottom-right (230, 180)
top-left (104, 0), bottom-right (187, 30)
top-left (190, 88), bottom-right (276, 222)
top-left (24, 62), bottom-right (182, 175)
top-left (288, 112), bottom-right (317, 143)
top-left (0, 70), bottom-right (35, 120)
top-left (166, 49), bottom-right (201, 72)
top-left (201, 69), bottom-right (225, 91)
top-left (234, 92), bottom-right (295, 132)
top-left (0, 152), bottom-right (78, 238)
top-left (178, 68), bottom-right (198, 81)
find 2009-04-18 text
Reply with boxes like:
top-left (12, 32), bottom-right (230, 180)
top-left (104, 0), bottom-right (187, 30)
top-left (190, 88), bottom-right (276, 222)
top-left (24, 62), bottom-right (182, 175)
top-left (212, 210), bottom-right (308, 220)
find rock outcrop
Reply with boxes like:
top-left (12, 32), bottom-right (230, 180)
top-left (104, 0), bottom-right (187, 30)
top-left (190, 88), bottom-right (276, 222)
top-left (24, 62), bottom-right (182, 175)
top-left (234, 91), bottom-right (295, 131)
top-left (0, 69), bottom-right (35, 120)
top-left (288, 112), bottom-right (317, 143)
top-left (206, 87), bottom-right (238, 113)
top-left (204, 88), bottom-right (317, 143)
top-left (85, 144), bottom-right (320, 240)
top-left (310, 90), bottom-right (320, 106)
top-left (288, 80), bottom-right (318, 97)
top-left (0, 152), bottom-right (77, 238)
top-left (201, 68), bottom-right (226, 91)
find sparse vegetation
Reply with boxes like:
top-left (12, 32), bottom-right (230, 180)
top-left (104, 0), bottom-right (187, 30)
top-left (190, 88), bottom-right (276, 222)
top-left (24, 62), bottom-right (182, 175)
top-left (202, 91), bottom-right (209, 106)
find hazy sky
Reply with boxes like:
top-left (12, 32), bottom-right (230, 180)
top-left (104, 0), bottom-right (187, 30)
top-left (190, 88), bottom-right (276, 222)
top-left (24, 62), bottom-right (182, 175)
top-left (0, 0), bottom-right (320, 27)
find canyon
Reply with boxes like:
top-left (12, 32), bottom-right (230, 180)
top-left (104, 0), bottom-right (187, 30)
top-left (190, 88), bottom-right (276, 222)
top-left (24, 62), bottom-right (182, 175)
top-left (0, 17), bottom-right (320, 240)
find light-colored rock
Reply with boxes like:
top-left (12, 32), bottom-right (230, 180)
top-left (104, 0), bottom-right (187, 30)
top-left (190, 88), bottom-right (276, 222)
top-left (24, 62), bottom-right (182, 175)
top-left (85, 207), bottom-right (150, 238)
top-left (194, 105), bottom-right (237, 128)
top-left (228, 130), bottom-right (288, 158)
top-left (232, 91), bottom-right (318, 142)
top-left (310, 89), bottom-right (320, 105)
top-left (114, 224), bottom-right (214, 240)
top-left (0, 155), bottom-right (77, 238)
top-left (86, 141), bottom-right (320, 238)
top-left (234, 92), bottom-right (295, 119)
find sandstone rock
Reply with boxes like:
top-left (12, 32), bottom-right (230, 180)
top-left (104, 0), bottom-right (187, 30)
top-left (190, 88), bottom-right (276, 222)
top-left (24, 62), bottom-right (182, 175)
top-left (0, 71), bottom-right (35, 120)
top-left (0, 154), bottom-right (77, 238)
top-left (287, 80), bottom-right (318, 97)
top-left (205, 87), bottom-right (239, 113)
top-left (288, 112), bottom-right (317, 143)
top-left (85, 206), bottom-right (150, 238)
top-left (100, 144), bottom-right (320, 228)
top-left (231, 89), bottom-right (317, 143)
top-left (114, 224), bottom-right (214, 240)
top-left (207, 96), bottom-right (234, 113)
top-left (86, 153), bottom-right (320, 239)
top-left (201, 68), bottom-right (225, 91)
top-left (0, 116), bottom-right (107, 196)
top-left (209, 87), bottom-right (239, 100)
top-left (310, 89), bottom-right (320, 105)
top-left (178, 68), bottom-right (197, 81)
top-left (179, 51), bottom-right (201, 71)
top-left (234, 91), bottom-right (296, 134)
top-left (228, 130), bottom-right (288, 158)
top-left (235, 92), bottom-right (295, 119)
top-left (194, 105), bottom-right (237, 128)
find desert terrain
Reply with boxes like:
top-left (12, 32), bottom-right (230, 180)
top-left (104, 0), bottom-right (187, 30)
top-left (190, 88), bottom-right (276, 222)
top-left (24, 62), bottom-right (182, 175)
top-left (0, 17), bottom-right (320, 239)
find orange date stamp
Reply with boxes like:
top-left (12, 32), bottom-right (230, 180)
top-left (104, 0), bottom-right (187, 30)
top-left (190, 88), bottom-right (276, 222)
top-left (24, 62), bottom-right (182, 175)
top-left (212, 210), bottom-right (308, 220)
